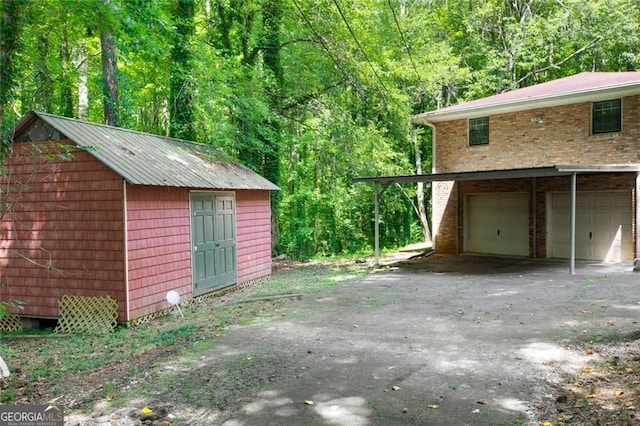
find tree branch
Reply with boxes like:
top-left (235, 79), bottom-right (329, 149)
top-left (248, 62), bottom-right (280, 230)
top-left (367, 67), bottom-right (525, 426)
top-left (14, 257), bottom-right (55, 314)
top-left (516, 36), bottom-right (604, 86)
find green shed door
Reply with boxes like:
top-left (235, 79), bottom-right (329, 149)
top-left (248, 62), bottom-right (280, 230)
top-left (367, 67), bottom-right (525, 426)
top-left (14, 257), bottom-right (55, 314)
top-left (191, 193), bottom-right (237, 295)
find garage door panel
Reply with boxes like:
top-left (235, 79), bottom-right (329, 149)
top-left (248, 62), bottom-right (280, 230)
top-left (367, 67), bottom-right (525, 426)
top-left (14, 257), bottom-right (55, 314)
top-left (549, 191), bottom-right (632, 261)
top-left (465, 193), bottom-right (529, 256)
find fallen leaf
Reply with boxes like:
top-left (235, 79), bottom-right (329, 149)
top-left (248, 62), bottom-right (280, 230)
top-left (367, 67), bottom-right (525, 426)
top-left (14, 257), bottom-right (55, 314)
top-left (540, 422), bottom-right (553, 426)
top-left (586, 348), bottom-right (594, 355)
top-left (607, 321), bottom-right (615, 327)
top-left (615, 390), bottom-right (625, 397)
top-left (582, 367), bottom-right (592, 373)
top-left (477, 400), bottom-right (486, 405)
top-left (427, 404), bottom-right (438, 409)
top-left (141, 407), bottom-right (153, 415)
top-left (105, 396), bottom-right (113, 402)
top-left (626, 368), bottom-right (635, 374)
top-left (214, 332), bottom-right (222, 337)
top-left (392, 385), bottom-right (401, 391)
top-left (304, 400), bottom-right (314, 405)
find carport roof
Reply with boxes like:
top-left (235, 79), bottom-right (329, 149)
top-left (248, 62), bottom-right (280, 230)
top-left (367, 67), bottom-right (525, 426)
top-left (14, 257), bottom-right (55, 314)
top-left (352, 164), bottom-right (640, 185)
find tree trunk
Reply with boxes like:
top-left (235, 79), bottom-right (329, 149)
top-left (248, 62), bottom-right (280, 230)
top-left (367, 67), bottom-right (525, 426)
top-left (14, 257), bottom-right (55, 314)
top-left (60, 26), bottom-right (73, 117)
top-left (100, 29), bottom-right (119, 126)
top-left (412, 124), bottom-right (432, 244)
top-left (74, 41), bottom-right (89, 120)
top-left (169, 0), bottom-right (196, 141)
top-left (0, 0), bottom-right (26, 141)
top-left (262, 0), bottom-right (283, 254)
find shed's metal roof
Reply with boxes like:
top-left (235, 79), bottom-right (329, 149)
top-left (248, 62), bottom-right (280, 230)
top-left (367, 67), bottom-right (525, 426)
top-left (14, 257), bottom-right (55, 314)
top-left (12, 111), bottom-right (279, 191)
top-left (413, 72), bottom-right (640, 123)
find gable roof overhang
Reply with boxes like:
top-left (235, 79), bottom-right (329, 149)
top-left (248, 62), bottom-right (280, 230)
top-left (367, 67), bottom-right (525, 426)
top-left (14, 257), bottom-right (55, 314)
top-left (10, 111), bottom-right (280, 191)
top-left (412, 72), bottom-right (640, 124)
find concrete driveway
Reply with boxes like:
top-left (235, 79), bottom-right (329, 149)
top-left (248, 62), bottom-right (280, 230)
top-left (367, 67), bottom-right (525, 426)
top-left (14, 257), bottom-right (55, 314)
top-left (182, 255), bottom-right (640, 425)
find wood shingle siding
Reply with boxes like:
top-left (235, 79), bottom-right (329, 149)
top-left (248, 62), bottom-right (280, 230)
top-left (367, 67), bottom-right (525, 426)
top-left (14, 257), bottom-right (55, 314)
top-left (126, 185), bottom-right (192, 321)
top-left (236, 190), bottom-right (272, 282)
top-left (0, 141), bottom-right (126, 319)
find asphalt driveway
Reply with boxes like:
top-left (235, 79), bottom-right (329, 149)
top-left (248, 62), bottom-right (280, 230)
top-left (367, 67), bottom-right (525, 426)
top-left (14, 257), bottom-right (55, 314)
top-left (175, 255), bottom-right (640, 425)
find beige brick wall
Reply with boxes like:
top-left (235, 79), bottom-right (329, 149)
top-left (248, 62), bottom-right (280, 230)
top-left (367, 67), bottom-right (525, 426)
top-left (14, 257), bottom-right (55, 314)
top-left (435, 95), bottom-right (640, 173)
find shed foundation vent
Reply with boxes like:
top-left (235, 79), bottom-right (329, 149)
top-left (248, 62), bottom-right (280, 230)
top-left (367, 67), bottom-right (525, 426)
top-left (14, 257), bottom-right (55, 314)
top-left (0, 313), bottom-right (23, 333)
top-left (54, 295), bottom-right (118, 334)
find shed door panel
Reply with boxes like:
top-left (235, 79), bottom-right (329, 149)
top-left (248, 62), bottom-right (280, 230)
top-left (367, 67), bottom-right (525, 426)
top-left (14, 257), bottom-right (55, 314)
top-left (549, 191), bottom-right (632, 261)
top-left (465, 193), bottom-right (529, 256)
top-left (191, 193), bottom-right (237, 295)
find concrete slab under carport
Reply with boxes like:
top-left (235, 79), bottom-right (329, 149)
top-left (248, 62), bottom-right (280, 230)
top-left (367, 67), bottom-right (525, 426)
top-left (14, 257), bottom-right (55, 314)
top-left (157, 254), bottom-right (640, 425)
top-left (394, 253), bottom-right (635, 275)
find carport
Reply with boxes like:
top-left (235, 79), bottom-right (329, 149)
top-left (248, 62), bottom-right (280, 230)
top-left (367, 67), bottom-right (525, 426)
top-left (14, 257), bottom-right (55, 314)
top-left (354, 164), bottom-right (640, 274)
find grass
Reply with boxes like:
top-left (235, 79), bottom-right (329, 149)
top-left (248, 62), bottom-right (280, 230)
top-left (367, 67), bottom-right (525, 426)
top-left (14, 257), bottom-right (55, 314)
top-left (0, 257), bottom-right (372, 405)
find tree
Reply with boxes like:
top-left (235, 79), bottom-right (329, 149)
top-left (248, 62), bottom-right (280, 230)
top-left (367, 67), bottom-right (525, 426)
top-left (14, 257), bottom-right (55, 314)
top-left (169, 0), bottom-right (196, 141)
top-left (98, 0), bottom-right (120, 127)
top-left (0, 0), bottom-right (27, 142)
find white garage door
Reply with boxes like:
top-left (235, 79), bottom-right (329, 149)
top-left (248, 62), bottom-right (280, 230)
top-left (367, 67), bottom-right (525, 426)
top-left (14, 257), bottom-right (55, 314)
top-left (548, 191), bottom-right (632, 261)
top-left (465, 193), bottom-right (529, 256)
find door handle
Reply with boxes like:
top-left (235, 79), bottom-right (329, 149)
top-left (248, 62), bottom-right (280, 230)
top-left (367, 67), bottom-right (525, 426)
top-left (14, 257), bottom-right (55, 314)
top-left (497, 229), bottom-right (500, 236)
top-left (589, 231), bottom-right (592, 240)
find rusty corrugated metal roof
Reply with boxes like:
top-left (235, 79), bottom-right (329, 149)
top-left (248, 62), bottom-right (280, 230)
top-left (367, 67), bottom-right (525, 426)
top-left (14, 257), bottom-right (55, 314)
top-left (12, 112), bottom-right (279, 191)
top-left (413, 72), bottom-right (640, 123)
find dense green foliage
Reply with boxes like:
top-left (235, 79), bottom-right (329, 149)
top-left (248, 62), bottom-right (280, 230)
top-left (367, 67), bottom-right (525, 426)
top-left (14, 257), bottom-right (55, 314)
top-left (1, 0), bottom-right (638, 258)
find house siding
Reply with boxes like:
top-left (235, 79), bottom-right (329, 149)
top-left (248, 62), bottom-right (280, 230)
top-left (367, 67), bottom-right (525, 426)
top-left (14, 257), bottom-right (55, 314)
top-left (236, 190), bottom-right (272, 283)
top-left (126, 185), bottom-right (192, 321)
top-left (0, 141), bottom-right (126, 319)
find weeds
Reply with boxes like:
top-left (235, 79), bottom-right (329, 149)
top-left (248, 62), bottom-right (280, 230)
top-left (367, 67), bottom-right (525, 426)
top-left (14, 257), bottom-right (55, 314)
top-left (0, 258), bottom-right (366, 407)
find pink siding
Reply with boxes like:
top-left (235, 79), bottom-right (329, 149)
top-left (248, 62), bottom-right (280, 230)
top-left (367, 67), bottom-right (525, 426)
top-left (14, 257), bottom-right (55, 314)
top-left (236, 190), bottom-right (272, 283)
top-left (0, 141), bottom-right (274, 323)
top-left (126, 185), bottom-right (192, 321)
top-left (0, 142), bottom-right (126, 319)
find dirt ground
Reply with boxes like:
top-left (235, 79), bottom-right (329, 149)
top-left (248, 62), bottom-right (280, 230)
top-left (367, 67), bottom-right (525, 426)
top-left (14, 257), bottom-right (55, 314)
top-left (8, 253), bottom-right (640, 425)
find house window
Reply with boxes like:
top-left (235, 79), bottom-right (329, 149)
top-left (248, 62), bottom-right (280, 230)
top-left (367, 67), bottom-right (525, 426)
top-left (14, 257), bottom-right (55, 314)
top-left (469, 117), bottom-right (489, 146)
top-left (592, 99), bottom-right (621, 134)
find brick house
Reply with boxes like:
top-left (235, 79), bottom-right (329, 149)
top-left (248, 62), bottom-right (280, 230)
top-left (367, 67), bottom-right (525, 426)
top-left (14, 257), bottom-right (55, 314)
top-left (358, 72), bottom-right (640, 271)
top-left (1, 111), bottom-right (279, 323)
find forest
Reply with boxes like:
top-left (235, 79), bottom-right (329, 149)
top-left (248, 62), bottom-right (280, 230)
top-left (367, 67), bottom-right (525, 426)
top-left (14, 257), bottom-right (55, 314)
top-left (1, 0), bottom-right (639, 259)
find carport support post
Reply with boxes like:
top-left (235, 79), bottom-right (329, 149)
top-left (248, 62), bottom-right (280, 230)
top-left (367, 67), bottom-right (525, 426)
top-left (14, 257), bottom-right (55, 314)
top-left (570, 172), bottom-right (577, 274)
top-left (373, 182), bottom-right (391, 265)
top-left (374, 182), bottom-right (380, 264)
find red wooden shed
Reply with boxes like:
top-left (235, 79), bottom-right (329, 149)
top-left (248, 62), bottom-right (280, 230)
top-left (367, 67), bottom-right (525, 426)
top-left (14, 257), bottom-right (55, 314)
top-left (1, 111), bottom-right (279, 324)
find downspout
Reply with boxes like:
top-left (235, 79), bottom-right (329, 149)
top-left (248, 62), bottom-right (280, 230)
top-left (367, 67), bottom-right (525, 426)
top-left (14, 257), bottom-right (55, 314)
top-left (123, 179), bottom-right (131, 322)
